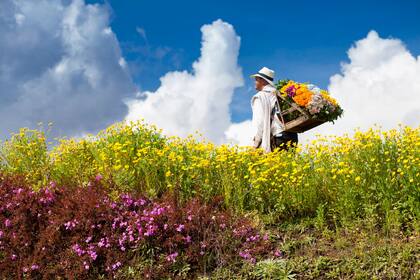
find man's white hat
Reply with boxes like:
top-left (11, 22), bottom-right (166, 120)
top-left (250, 67), bottom-right (275, 86)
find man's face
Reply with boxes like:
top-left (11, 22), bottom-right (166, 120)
top-left (255, 77), bottom-right (268, 91)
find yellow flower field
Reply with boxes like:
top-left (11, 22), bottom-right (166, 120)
top-left (0, 121), bottom-right (419, 230)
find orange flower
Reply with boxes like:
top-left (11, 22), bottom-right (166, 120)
top-left (293, 91), bottom-right (312, 107)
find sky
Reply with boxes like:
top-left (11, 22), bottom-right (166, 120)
top-left (1, 0), bottom-right (419, 145)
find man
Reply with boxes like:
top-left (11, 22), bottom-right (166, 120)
top-left (250, 67), bottom-right (298, 153)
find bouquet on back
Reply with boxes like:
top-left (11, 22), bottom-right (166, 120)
top-left (274, 80), bottom-right (343, 132)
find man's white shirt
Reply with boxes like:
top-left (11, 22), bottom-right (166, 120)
top-left (251, 84), bottom-right (283, 151)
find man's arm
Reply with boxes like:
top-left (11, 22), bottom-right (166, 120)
top-left (252, 97), bottom-right (264, 148)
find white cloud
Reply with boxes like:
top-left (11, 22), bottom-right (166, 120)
top-left (125, 19), bottom-right (243, 143)
top-left (224, 120), bottom-right (253, 146)
top-left (136, 26), bottom-right (148, 43)
top-left (301, 30), bottom-right (420, 142)
top-left (0, 0), bottom-right (135, 139)
top-left (228, 31), bottom-right (420, 145)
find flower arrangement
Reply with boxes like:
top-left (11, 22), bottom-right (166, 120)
top-left (276, 80), bottom-right (343, 124)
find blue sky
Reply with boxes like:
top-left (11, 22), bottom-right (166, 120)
top-left (87, 0), bottom-right (420, 122)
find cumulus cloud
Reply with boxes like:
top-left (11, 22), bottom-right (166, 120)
top-left (125, 19), bottom-right (243, 143)
top-left (228, 31), bottom-right (420, 145)
top-left (224, 120), bottom-right (253, 146)
top-left (0, 0), bottom-right (135, 139)
top-left (301, 30), bottom-right (420, 142)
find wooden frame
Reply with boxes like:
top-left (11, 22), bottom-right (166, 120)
top-left (276, 94), bottom-right (326, 133)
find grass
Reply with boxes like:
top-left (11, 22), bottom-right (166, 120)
top-left (0, 121), bottom-right (419, 279)
top-left (194, 220), bottom-right (419, 279)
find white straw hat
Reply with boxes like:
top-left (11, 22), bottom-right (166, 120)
top-left (250, 67), bottom-right (275, 86)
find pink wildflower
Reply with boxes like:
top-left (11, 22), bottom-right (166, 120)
top-left (176, 224), bottom-right (185, 232)
top-left (166, 252), bottom-right (178, 263)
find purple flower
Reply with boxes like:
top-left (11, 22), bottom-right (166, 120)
top-left (72, 244), bottom-right (85, 256)
top-left (64, 219), bottom-right (78, 230)
top-left (246, 234), bottom-right (260, 242)
top-left (112, 261), bottom-right (122, 270)
top-left (31, 264), bottom-right (39, 270)
top-left (95, 174), bottom-right (103, 181)
top-left (11, 254), bottom-right (17, 260)
top-left (144, 225), bottom-right (157, 236)
top-left (176, 224), bottom-right (185, 232)
top-left (4, 219), bottom-right (11, 227)
top-left (0, 230), bottom-right (3, 238)
top-left (274, 249), bottom-right (283, 258)
top-left (285, 85), bottom-right (296, 97)
top-left (166, 252), bottom-right (178, 263)
top-left (239, 249), bottom-right (255, 263)
top-left (89, 250), bottom-right (97, 260)
top-left (185, 235), bottom-right (192, 243)
top-left (98, 238), bottom-right (105, 248)
top-left (14, 188), bottom-right (23, 195)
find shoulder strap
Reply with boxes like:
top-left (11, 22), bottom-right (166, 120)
top-left (272, 92), bottom-right (285, 127)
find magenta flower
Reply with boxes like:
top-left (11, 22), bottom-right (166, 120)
top-left (166, 252), bottom-right (178, 263)
top-left (274, 249), bottom-right (283, 257)
top-left (239, 249), bottom-right (256, 263)
top-left (95, 174), bottom-right (103, 181)
top-left (4, 219), bottom-right (11, 227)
top-left (89, 250), bottom-right (97, 260)
top-left (285, 85), bottom-right (296, 97)
top-left (111, 261), bottom-right (122, 270)
top-left (14, 188), bottom-right (23, 194)
top-left (31, 264), bottom-right (39, 270)
top-left (64, 220), bottom-right (78, 230)
top-left (176, 224), bottom-right (185, 232)
top-left (184, 235), bottom-right (192, 243)
top-left (72, 244), bottom-right (85, 256)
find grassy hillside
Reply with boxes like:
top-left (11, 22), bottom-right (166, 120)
top-left (0, 122), bottom-right (418, 279)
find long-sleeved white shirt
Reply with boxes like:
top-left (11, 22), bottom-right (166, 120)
top-left (251, 85), bottom-right (283, 151)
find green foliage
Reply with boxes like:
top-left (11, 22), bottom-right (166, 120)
top-left (0, 122), bottom-right (419, 278)
top-left (1, 123), bottom-right (419, 233)
top-left (252, 259), bottom-right (296, 280)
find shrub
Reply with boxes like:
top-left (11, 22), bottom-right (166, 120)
top-left (0, 175), bottom-right (276, 279)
